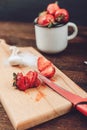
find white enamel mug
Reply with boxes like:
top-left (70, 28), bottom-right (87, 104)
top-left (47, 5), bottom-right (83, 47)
top-left (34, 22), bottom-right (78, 54)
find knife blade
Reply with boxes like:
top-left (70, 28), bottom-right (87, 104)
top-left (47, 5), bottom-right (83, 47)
top-left (38, 73), bottom-right (87, 116)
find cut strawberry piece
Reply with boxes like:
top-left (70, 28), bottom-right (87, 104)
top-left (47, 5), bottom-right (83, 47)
top-left (33, 72), bottom-right (41, 87)
top-left (13, 71), bottom-right (41, 91)
top-left (16, 72), bottom-right (23, 81)
top-left (16, 74), bottom-right (29, 91)
top-left (24, 76), bottom-right (30, 89)
top-left (26, 71), bottom-right (35, 88)
top-left (31, 71), bottom-right (38, 87)
top-left (41, 65), bottom-right (55, 78)
top-left (37, 56), bottom-right (51, 72)
top-left (34, 78), bottom-right (41, 87)
top-left (26, 71), bottom-right (40, 88)
top-left (37, 56), bottom-right (55, 78)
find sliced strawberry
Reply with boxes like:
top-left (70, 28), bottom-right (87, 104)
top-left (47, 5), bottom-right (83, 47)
top-left (16, 74), bottom-right (28, 91)
top-left (26, 71), bottom-right (40, 88)
top-left (34, 78), bottom-right (41, 87)
top-left (30, 71), bottom-right (38, 88)
top-left (33, 72), bottom-right (41, 87)
top-left (37, 56), bottom-right (55, 78)
top-left (47, 2), bottom-right (60, 15)
top-left (26, 71), bottom-right (35, 88)
top-left (16, 72), bottom-right (23, 81)
top-left (41, 65), bottom-right (55, 78)
top-left (24, 76), bottom-right (30, 89)
top-left (37, 56), bottom-right (51, 72)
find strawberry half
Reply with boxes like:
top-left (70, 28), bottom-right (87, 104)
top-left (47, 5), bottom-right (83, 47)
top-left (41, 65), bottom-right (55, 78)
top-left (37, 56), bottom-right (51, 71)
top-left (37, 56), bottom-right (55, 78)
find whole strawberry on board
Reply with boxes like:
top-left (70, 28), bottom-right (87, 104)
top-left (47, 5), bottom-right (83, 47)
top-left (34, 1), bottom-right (69, 27)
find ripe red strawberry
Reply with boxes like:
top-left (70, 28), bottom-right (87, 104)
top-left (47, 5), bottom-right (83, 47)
top-left (47, 2), bottom-right (60, 15)
top-left (37, 56), bottom-right (55, 78)
top-left (37, 56), bottom-right (51, 71)
top-left (37, 14), bottom-right (55, 27)
top-left (55, 9), bottom-right (69, 23)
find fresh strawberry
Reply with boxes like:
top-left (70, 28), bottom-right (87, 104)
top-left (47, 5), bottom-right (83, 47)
top-left (37, 14), bottom-right (55, 27)
top-left (37, 56), bottom-right (51, 72)
top-left (55, 8), bottom-right (69, 23)
top-left (37, 56), bottom-right (55, 78)
top-left (47, 2), bottom-right (60, 15)
top-left (41, 65), bottom-right (55, 78)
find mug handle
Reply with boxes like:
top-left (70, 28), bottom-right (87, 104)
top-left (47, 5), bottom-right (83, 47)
top-left (67, 22), bottom-right (78, 40)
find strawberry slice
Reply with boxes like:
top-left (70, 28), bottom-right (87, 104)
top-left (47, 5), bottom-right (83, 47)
top-left (37, 56), bottom-right (55, 78)
top-left (13, 72), bottom-right (29, 91)
top-left (26, 71), bottom-right (41, 88)
top-left (26, 71), bottom-right (35, 88)
top-left (37, 56), bottom-right (51, 71)
top-left (41, 65), bottom-right (55, 78)
top-left (34, 77), bottom-right (41, 87)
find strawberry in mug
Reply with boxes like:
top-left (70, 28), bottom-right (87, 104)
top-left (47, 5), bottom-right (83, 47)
top-left (35, 2), bottom-right (70, 27)
top-left (34, 2), bottom-right (78, 53)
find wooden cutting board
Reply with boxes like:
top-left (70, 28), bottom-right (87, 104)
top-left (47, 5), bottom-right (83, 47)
top-left (0, 39), bottom-right (87, 130)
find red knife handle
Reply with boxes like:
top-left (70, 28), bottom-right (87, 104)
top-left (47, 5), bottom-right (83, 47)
top-left (75, 102), bottom-right (87, 116)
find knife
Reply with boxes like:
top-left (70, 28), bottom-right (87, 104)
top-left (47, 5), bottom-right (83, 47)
top-left (38, 73), bottom-right (87, 116)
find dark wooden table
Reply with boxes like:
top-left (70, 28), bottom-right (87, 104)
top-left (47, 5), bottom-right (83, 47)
top-left (0, 22), bottom-right (87, 130)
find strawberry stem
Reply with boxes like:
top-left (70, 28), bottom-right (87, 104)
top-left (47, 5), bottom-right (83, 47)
top-left (13, 82), bottom-right (16, 87)
top-left (13, 72), bottom-right (17, 80)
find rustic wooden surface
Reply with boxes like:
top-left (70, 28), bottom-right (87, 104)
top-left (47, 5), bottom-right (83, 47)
top-left (0, 22), bottom-right (87, 130)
